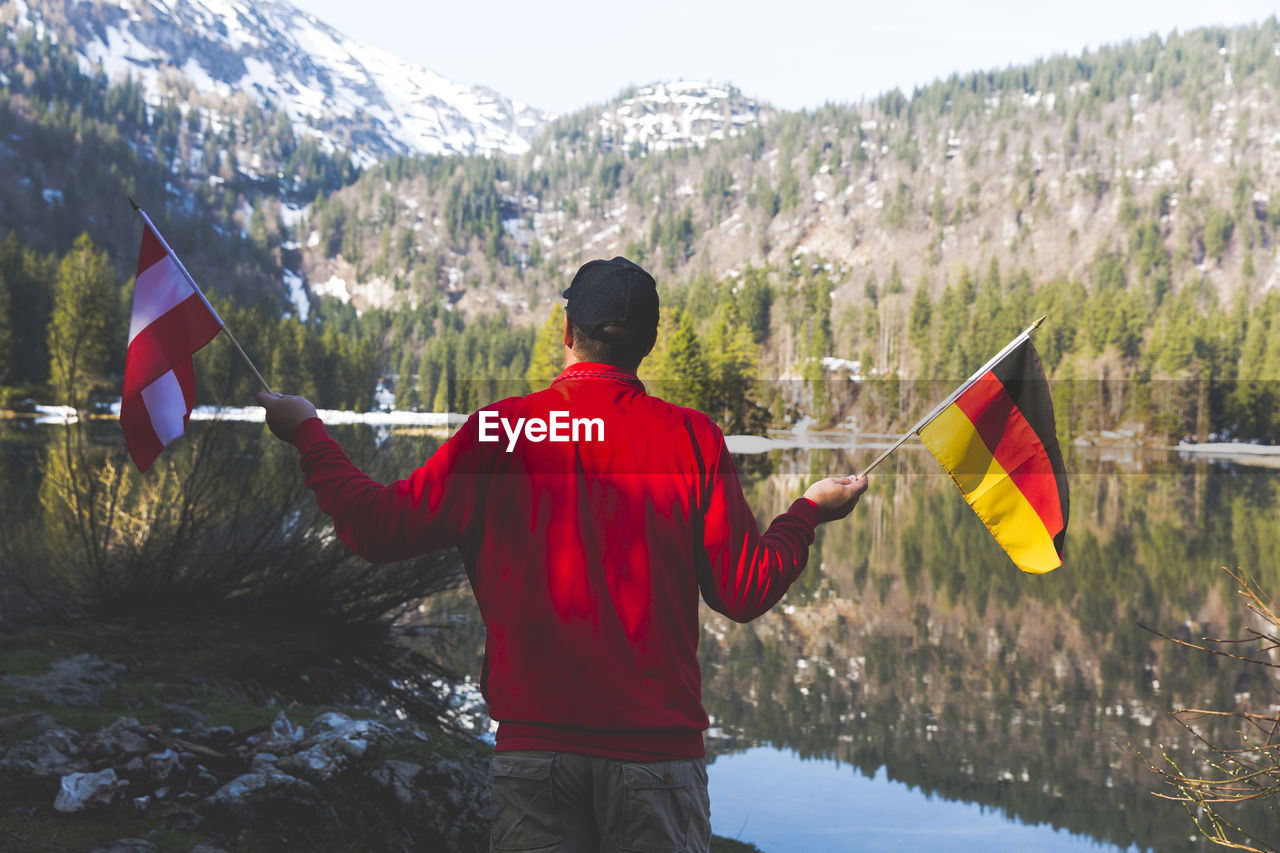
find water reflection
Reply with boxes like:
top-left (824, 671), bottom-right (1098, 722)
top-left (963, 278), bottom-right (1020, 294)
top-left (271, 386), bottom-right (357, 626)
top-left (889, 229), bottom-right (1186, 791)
top-left (708, 748), bottom-right (1137, 853)
top-left (700, 446), bottom-right (1279, 853)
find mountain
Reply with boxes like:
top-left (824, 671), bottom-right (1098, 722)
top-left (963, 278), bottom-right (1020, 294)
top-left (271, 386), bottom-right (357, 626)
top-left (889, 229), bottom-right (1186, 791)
top-left (3, 0), bottom-right (550, 163)
top-left (293, 19), bottom-right (1280, 443)
top-left (533, 81), bottom-right (775, 159)
top-left (7, 1), bottom-right (1280, 442)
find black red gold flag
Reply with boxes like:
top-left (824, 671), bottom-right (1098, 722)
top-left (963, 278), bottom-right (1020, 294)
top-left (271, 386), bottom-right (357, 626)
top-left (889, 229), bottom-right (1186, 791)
top-left (917, 338), bottom-right (1068, 573)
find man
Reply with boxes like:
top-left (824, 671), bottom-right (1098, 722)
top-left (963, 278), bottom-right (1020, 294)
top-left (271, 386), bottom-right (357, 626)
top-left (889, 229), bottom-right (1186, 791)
top-left (258, 257), bottom-right (867, 852)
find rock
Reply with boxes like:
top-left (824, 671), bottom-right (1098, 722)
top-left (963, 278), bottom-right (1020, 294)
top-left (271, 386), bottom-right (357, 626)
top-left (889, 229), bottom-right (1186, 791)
top-left (189, 846), bottom-right (231, 853)
top-left (276, 736), bottom-right (358, 782)
top-left (158, 802), bottom-right (203, 831)
top-left (208, 767), bottom-right (336, 831)
top-left (0, 722), bottom-right (89, 778)
top-left (82, 717), bottom-right (156, 762)
top-left (24, 713), bottom-right (69, 734)
top-left (144, 748), bottom-right (182, 783)
top-left (305, 711), bottom-right (354, 738)
top-left (86, 840), bottom-right (156, 853)
top-left (415, 756), bottom-right (488, 813)
top-left (210, 767), bottom-right (319, 806)
top-left (190, 765), bottom-right (219, 793)
top-left (0, 711), bottom-right (46, 735)
top-left (54, 768), bottom-right (128, 813)
top-left (304, 718), bottom-right (394, 754)
top-left (331, 718), bottom-right (392, 745)
top-left (270, 710), bottom-right (304, 742)
top-left (0, 654), bottom-right (124, 707)
top-left (245, 711), bottom-right (304, 753)
top-left (368, 760), bottom-right (422, 806)
top-left (5, 693), bottom-right (490, 849)
top-left (278, 718), bottom-right (392, 782)
top-left (388, 751), bottom-right (489, 851)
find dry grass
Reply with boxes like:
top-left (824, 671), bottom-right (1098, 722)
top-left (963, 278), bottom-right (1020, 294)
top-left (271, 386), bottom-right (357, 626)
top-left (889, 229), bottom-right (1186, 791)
top-left (0, 421), bottom-right (467, 719)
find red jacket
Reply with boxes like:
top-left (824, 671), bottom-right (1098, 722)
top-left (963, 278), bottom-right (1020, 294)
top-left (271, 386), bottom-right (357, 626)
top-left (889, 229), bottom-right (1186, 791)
top-left (292, 361), bottom-right (822, 760)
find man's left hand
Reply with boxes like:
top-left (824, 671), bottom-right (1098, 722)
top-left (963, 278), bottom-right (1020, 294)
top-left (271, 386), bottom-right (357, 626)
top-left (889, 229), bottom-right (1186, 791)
top-left (257, 391), bottom-right (318, 443)
top-left (803, 475), bottom-right (868, 523)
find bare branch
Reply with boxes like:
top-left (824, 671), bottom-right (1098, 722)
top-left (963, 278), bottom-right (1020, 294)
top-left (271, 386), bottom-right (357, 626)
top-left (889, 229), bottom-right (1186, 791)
top-left (1130, 568), bottom-right (1280, 852)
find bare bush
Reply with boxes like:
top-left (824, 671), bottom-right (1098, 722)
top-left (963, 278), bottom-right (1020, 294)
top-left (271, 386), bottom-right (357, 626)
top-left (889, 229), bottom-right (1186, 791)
top-left (1133, 569), bottom-right (1280, 852)
top-left (0, 421), bottom-right (467, 718)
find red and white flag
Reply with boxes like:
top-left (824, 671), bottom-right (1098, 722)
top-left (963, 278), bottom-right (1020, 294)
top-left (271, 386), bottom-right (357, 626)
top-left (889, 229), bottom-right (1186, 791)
top-left (120, 223), bottom-right (222, 471)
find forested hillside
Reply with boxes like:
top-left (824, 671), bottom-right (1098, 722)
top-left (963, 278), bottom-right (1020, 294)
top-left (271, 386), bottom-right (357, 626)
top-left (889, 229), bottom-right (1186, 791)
top-left (6, 9), bottom-right (1280, 441)
top-left (298, 20), bottom-right (1280, 440)
top-left (0, 21), bottom-right (378, 406)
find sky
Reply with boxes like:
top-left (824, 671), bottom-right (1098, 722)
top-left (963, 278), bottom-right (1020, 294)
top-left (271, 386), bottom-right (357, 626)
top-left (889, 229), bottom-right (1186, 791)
top-left (286, 0), bottom-right (1280, 115)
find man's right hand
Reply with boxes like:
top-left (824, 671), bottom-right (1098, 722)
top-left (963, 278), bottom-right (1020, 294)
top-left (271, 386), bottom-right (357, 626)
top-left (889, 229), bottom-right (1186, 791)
top-left (803, 475), bottom-right (868, 523)
top-left (256, 391), bottom-right (319, 443)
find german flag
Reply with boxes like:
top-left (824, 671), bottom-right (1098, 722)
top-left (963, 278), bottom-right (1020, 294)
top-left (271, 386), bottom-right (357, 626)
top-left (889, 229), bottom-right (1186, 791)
top-left (918, 338), bottom-right (1068, 573)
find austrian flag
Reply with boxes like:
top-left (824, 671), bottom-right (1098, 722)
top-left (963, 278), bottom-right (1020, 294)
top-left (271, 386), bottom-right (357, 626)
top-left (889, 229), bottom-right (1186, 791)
top-left (119, 223), bottom-right (222, 471)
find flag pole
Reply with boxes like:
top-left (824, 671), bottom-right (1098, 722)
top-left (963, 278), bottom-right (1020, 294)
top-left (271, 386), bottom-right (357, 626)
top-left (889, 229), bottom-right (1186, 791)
top-left (855, 316), bottom-right (1046, 478)
top-left (129, 197), bottom-right (274, 395)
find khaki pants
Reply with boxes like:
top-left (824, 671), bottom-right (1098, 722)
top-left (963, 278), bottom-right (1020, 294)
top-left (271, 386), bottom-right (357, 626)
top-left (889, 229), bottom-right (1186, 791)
top-left (489, 751), bottom-right (712, 853)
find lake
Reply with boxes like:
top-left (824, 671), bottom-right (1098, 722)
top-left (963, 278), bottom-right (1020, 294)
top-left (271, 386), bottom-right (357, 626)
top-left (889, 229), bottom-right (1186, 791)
top-left (689, 440), bottom-right (1279, 853)
top-left (3, 416), bottom-right (1277, 852)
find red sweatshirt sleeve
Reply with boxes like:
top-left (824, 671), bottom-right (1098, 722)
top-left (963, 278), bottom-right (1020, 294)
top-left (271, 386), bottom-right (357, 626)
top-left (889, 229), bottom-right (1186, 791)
top-left (697, 430), bottom-right (822, 623)
top-left (291, 414), bottom-right (486, 563)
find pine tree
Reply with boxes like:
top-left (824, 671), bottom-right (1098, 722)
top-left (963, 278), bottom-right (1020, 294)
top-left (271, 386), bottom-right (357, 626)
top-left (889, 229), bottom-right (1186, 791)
top-left (432, 370), bottom-right (451, 413)
top-left (908, 276), bottom-right (932, 372)
top-left (1232, 295), bottom-right (1275, 437)
top-left (344, 336), bottom-right (378, 412)
top-left (269, 319), bottom-right (319, 403)
top-left (47, 234), bottom-right (117, 409)
top-left (395, 348), bottom-right (419, 410)
top-left (651, 309), bottom-right (710, 412)
top-left (525, 306), bottom-right (564, 389)
top-left (738, 268), bottom-right (774, 344)
top-left (884, 262), bottom-right (905, 296)
top-left (1204, 208), bottom-right (1234, 264)
top-left (417, 346), bottom-right (442, 413)
top-left (703, 299), bottom-right (766, 433)
top-left (431, 333), bottom-right (455, 413)
top-left (863, 273), bottom-right (879, 308)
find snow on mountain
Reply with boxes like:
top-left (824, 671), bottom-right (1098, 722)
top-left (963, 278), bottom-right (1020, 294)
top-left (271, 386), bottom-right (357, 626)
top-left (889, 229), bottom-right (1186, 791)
top-left (591, 81), bottom-right (774, 154)
top-left (5, 0), bottom-right (552, 162)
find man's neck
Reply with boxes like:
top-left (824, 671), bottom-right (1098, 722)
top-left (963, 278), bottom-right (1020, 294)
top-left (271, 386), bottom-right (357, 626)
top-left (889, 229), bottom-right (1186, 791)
top-left (563, 351), bottom-right (638, 376)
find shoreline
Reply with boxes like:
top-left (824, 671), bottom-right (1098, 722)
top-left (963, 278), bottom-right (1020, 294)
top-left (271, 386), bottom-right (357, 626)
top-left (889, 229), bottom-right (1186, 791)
top-left (6, 407), bottom-right (1280, 463)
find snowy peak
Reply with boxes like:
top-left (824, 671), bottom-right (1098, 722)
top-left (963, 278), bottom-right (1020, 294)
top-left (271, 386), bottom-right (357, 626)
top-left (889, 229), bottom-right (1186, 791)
top-left (547, 81), bottom-right (775, 156)
top-left (6, 0), bottom-right (552, 161)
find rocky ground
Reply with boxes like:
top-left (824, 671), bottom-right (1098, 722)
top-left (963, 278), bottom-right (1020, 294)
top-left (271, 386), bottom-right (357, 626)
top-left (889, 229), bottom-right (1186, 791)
top-left (0, 645), bottom-right (491, 852)
top-left (0, 634), bottom-right (761, 853)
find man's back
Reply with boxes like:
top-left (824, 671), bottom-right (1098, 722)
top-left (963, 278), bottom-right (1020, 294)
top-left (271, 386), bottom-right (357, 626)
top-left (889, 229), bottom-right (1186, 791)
top-left (296, 361), bottom-right (823, 760)
top-left (471, 364), bottom-right (717, 759)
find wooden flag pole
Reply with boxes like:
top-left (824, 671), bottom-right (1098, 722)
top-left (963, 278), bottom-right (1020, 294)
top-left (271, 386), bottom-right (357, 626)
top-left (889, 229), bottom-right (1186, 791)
top-left (129, 197), bottom-right (274, 395)
top-left (854, 315), bottom-right (1046, 478)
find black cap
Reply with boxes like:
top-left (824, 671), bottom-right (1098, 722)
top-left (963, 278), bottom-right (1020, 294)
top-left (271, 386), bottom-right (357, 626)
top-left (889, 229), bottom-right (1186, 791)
top-left (562, 257), bottom-right (659, 337)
